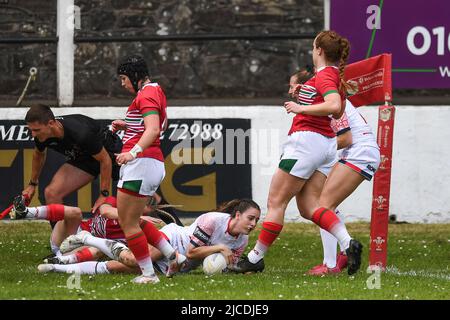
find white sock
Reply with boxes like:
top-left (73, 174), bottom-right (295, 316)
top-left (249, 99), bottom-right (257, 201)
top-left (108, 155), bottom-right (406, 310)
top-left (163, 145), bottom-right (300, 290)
top-left (320, 228), bottom-right (338, 268)
top-left (50, 240), bottom-right (62, 256)
top-left (137, 256), bottom-right (156, 277)
top-left (52, 261), bottom-right (110, 275)
top-left (248, 241), bottom-right (267, 264)
top-left (330, 223), bottom-right (351, 251)
top-left (83, 235), bottom-right (117, 259)
top-left (157, 240), bottom-right (175, 260)
top-left (27, 206), bottom-right (48, 219)
top-left (335, 210), bottom-right (346, 252)
top-left (59, 254), bottom-right (78, 264)
top-left (319, 209), bottom-right (346, 268)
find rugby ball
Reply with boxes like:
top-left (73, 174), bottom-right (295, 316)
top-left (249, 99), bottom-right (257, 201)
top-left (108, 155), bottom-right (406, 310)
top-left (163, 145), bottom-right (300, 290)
top-left (202, 253), bottom-right (227, 275)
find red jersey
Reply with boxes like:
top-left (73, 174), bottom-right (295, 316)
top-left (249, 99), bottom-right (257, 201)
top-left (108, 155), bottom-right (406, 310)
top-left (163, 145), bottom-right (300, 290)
top-left (79, 196), bottom-right (126, 242)
top-left (288, 66), bottom-right (344, 138)
top-left (122, 83), bottom-right (167, 161)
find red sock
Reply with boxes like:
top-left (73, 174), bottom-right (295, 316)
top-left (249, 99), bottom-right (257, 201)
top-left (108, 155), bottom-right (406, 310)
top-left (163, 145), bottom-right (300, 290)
top-left (126, 231), bottom-right (150, 262)
top-left (140, 219), bottom-right (164, 246)
top-left (312, 207), bottom-right (340, 232)
top-left (75, 247), bottom-right (94, 262)
top-left (258, 221), bottom-right (283, 247)
top-left (47, 204), bottom-right (65, 222)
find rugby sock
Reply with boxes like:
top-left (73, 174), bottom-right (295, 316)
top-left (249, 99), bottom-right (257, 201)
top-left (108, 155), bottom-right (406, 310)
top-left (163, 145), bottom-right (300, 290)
top-left (336, 210), bottom-right (346, 252)
top-left (51, 261), bottom-right (110, 275)
top-left (59, 247), bottom-right (95, 264)
top-left (320, 209), bottom-right (344, 268)
top-left (126, 231), bottom-right (155, 277)
top-left (75, 247), bottom-right (94, 262)
top-left (312, 207), bottom-right (351, 251)
top-left (248, 221), bottom-right (283, 264)
top-left (320, 228), bottom-right (338, 268)
top-left (27, 204), bottom-right (65, 221)
top-left (50, 240), bottom-right (62, 256)
top-left (82, 234), bottom-right (118, 260)
top-left (140, 219), bottom-right (175, 259)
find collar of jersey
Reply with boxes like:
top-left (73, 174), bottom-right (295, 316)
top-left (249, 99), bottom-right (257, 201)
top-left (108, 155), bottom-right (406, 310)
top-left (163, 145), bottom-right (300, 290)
top-left (139, 82), bottom-right (159, 92)
top-left (225, 217), bottom-right (239, 239)
top-left (316, 65), bottom-right (339, 73)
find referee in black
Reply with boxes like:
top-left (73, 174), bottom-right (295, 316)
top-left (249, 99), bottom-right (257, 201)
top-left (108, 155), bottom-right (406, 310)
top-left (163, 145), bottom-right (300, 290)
top-left (21, 104), bottom-right (122, 226)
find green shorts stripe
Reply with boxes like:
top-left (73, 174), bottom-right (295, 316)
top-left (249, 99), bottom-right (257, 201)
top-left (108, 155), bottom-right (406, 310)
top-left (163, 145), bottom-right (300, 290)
top-left (279, 159), bottom-right (297, 173)
top-left (122, 180), bottom-right (143, 193)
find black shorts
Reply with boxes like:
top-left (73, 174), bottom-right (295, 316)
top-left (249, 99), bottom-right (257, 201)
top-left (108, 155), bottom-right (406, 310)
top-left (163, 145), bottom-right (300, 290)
top-left (67, 154), bottom-right (120, 180)
top-left (67, 129), bottom-right (122, 180)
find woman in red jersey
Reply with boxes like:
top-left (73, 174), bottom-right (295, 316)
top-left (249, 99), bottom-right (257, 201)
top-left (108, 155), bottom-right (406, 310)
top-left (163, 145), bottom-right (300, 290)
top-left (113, 55), bottom-right (185, 284)
top-left (234, 31), bottom-right (363, 275)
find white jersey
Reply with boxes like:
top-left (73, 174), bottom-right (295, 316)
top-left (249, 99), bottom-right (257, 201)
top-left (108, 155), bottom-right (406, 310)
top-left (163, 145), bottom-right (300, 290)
top-left (188, 212), bottom-right (248, 265)
top-left (331, 100), bottom-right (381, 180)
top-left (155, 212), bottom-right (248, 274)
top-left (331, 100), bottom-right (379, 148)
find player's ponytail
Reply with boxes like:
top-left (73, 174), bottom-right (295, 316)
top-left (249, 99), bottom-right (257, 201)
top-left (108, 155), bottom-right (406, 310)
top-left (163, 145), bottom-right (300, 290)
top-left (315, 30), bottom-right (355, 95)
top-left (337, 37), bottom-right (353, 94)
top-left (217, 199), bottom-right (260, 218)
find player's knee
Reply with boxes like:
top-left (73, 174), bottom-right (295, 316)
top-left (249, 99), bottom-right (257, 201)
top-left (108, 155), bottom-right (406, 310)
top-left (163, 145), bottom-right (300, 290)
top-left (44, 186), bottom-right (61, 203)
top-left (65, 207), bottom-right (82, 220)
top-left (319, 197), bottom-right (337, 212)
top-left (267, 195), bottom-right (286, 212)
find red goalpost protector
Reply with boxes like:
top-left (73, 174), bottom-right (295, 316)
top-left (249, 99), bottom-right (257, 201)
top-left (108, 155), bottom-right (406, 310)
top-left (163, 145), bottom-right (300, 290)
top-left (370, 104), bottom-right (395, 270)
top-left (344, 54), bottom-right (394, 270)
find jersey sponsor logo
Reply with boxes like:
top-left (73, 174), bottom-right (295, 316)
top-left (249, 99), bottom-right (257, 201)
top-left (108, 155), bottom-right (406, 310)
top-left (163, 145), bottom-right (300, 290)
top-left (192, 226), bottom-right (210, 244)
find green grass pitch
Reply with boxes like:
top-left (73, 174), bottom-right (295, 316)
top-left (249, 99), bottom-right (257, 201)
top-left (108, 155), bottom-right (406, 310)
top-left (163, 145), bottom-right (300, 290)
top-left (0, 221), bottom-right (448, 300)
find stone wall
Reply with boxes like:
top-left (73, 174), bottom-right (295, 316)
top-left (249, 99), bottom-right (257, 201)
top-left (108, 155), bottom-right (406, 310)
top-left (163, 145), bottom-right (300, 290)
top-left (1, 0), bottom-right (447, 104)
top-left (0, 0), bottom-right (323, 102)
top-left (0, 0), bottom-right (57, 100)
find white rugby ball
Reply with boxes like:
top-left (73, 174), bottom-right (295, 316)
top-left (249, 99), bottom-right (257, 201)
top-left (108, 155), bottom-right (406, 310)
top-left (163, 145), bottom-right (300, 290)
top-left (202, 253), bottom-right (227, 275)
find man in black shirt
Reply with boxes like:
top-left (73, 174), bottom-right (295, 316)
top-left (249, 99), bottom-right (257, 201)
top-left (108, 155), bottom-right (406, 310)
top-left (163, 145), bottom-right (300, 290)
top-left (21, 104), bottom-right (122, 223)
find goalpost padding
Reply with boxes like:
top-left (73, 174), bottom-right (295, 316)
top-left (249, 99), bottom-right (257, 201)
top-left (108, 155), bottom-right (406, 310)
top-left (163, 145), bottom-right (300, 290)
top-left (369, 104), bottom-right (395, 269)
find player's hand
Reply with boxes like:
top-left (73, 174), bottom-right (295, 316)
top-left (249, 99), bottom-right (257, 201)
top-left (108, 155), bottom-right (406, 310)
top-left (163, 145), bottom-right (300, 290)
top-left (218, 245), bottom-right (234, 266)
top-left (91, 194), bottom-right (107, 213)
top-left (284, 101), bottom-right (304, 114)
top-left (22, 185), bottom-right (36, 202)
top-left (111, 120), bottom-right (127, 133)
top-left (115, 152), bottom-right (134, 165)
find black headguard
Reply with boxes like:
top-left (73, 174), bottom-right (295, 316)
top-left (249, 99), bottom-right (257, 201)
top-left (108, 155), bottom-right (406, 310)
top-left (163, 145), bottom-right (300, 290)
top-left (117, 55), bottom-right (149, 93)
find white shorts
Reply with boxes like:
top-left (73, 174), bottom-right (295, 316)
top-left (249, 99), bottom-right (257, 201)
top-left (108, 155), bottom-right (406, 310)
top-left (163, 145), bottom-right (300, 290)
top-left (339, 144), bottom-right (380, 181)
top-left (117, 157), bottom-right (165, 196)
top-left (280, 131), bottom-right (337, 179)
top-left (154, 223), bottom-right (199, 274)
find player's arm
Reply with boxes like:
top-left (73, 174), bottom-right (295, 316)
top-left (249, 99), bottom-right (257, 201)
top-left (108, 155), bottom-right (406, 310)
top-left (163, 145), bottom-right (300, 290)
top-left (186, 243), bottom-right (233, 265)
top-left (115, 114), bottom-right (160, 165)
top-left (92, 147), bottom-right (112, 192)
top-left (284, 92), bottom-right (342, 117)
top-left (22, 147), bottom-right (47, 200)
top-left (331, 112), bottom-right (352, 149)
top-left (91, 147), bottom-right (112, 213)
top-left (99, 203), bottom-right (119, 219)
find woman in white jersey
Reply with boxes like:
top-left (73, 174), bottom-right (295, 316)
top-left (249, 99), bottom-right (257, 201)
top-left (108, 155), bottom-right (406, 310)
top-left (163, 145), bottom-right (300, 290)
top-left (37, 199), bottom-right (261, 276)
top-left (290, 68), bottom-right (380, 275)
top-left (309, 99), bottom-right (380, 275)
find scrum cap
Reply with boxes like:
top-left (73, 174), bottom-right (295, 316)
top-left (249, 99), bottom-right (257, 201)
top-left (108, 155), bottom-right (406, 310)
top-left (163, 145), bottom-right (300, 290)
top-left (117, 55), bottom-right (149, 93)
